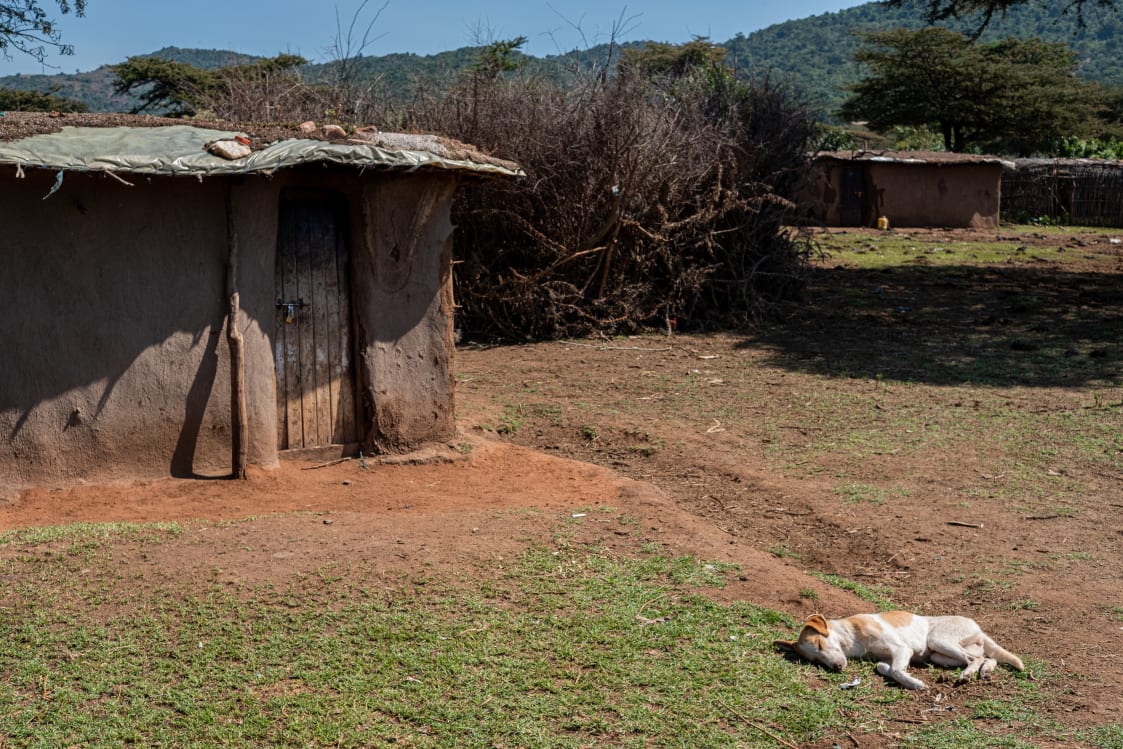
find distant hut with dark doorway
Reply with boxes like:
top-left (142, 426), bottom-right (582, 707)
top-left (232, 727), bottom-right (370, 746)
top-left (800, 150), bottom-right (1009, 229)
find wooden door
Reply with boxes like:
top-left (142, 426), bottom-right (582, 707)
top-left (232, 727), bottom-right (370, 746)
top-left (274, 191), bottom-right (358, 450)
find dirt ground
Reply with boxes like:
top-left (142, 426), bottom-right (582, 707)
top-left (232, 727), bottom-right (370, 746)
top-left (2, 225), bottom-right (1121, 741)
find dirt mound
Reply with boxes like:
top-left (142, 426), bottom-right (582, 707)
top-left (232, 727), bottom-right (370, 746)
top-left (1, 438), bottom-right (863, 617)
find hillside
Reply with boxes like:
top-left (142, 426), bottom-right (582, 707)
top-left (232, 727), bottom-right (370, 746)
top-left (1, 0), bottom-right (1119, 116)
top-left (725, 0), bottom-right (1123, 115)
top-left (0, 47), bottom-right (268, 113)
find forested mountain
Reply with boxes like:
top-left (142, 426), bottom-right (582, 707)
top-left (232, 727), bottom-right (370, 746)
top-left (725, 0), bottom-right (1123, 116)
top-left (1, 0), bottom-right (1119, 117)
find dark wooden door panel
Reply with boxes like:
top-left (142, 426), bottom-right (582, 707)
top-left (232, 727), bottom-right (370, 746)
top-left (274, 193), bottom-right (356, 450)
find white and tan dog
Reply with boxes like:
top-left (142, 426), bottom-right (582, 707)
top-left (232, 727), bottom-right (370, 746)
top-left (774, 611), bottom-right (1024, 690)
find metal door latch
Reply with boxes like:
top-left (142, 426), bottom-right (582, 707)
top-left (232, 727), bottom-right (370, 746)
top-left (276, 298), bottom-right (307, 324)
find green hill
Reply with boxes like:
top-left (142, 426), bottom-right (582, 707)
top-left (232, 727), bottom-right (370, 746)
top-left (725, 0), bottom-right (1123, 116)
top-left (1, 0), bottom-right (1119, 116)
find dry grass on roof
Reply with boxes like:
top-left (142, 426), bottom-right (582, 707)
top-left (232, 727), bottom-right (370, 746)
top-left (0, 111), bottom-right (332, 148)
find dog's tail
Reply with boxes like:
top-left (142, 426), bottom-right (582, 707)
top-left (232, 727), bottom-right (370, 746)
top-left (982, 635), bottom-right (1025, 671)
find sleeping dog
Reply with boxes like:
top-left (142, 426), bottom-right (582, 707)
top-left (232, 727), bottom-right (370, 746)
top-left (774, 611), bottom-right (1024, 690)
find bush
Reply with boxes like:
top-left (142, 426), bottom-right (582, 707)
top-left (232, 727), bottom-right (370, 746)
top-left (0, 86), bottom-right (87, 112)
top-left (401, 44), bottom-right (818, 339)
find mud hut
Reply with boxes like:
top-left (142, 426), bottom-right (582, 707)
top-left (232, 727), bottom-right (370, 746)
top-left (801, 151), bottom-right (1009, 229)
top-left (0, 113), bottom-right (521, 491)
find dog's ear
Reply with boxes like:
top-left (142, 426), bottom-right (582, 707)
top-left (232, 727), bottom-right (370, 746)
top-left (802, 614), bottom-right (830, 637)
top-left (773, 638), bottom-right (798, 652)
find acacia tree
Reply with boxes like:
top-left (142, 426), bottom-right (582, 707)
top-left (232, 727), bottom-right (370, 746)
top-left (0, 0), bottom-right (84, 63)
top-left (838, 28), bottom-right (1098, 154)
top-left (111, 53), bottom-right (308, 118)
top-left (0, 85), bottom-right (85, 110)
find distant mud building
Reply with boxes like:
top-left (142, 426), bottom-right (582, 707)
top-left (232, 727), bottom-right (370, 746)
top-left (800, 151), bottom-right (1008, 229)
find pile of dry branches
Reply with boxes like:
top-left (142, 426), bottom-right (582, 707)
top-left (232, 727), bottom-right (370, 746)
top-left (403, 58), bottom-right (818, 338)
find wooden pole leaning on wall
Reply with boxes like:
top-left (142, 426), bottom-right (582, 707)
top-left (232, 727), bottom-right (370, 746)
top-left (225, 183), bottom-right (249, 479)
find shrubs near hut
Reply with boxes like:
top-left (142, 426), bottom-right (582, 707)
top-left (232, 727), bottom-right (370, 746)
top-left (406, 40), bottom-right (818, 338)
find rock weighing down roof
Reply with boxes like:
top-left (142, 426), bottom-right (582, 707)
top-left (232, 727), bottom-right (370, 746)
top-left (0, 112), bottom-right (523, 178)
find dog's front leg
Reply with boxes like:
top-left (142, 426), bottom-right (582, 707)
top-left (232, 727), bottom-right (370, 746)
top-left (875, 654), bottom-right (928, 690)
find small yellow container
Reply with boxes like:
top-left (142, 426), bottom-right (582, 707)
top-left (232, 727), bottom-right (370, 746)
top-left (877, 216), bottom-right (890, 230)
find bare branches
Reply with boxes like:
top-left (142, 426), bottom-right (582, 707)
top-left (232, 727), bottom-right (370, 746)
top-left (327, 0), bottom-right (389, 88)
top-left (403, 54), bottom-right (816, 339)
top-left (0, 0), bottom-right (86, 64)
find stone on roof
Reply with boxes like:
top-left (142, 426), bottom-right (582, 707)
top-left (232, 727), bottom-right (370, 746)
top-left (0, 111), bottom-right (521, 177)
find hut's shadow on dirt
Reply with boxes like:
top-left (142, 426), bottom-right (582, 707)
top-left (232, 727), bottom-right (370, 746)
top-left (739, 263), bottom-right (1122, 388)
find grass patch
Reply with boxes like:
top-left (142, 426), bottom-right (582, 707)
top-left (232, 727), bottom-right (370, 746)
top-left (495, 404), bottom-right (526, 435)
top-left (833, 482), bottom-right (910, 505)
top-left (766, 544), bottom-right (801, 560)
top-left (903, 718), bottom-right (1040, 748)
top-left (814, 226), bottom-right (1113, 271)
top-left (0, 522), bottom-right (182, 548)
top-left (810, 573), bottom-right (895, 610)
top-left (0, 524), bottom-right (875, 748)
top-left (1083, 725), bottom-right (1123, 749)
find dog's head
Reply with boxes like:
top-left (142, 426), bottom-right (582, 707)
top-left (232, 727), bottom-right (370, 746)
top-left (774, 614), bottom-right (848, 671)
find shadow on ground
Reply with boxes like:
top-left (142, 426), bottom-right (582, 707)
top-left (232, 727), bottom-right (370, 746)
top-left (742, 263), bottom-right (1122, 388)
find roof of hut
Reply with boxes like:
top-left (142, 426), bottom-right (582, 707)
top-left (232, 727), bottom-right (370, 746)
top-left (0, 112), bottom-right (523, 178)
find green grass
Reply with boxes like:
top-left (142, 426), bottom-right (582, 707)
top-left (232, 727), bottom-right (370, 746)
top-left (495, 403), bottom-right (526, 435)
top-left (443, 231), bottom-right (1123, 746)
top-left (0, 521), bottom-right (182, 547)
top-left (0, 512), bottom-right (1096, 747)
top-left (1083, 725), bottom-right (1123, 749)
top-left (813, 225), bottom-right (1115, 271)
top-left (810, 573), bottom-right (895, 610)
top-left (0, 521), bottom-right (877, 749)
top-left (903, 718), bottom-right (1040, 748)
top-left (834, 482), bottom-right (911, 505)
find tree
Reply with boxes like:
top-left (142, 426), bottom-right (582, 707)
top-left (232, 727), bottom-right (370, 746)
top-left (0, 0), bottom-right (85, 63)
top-left (110, 56), bottom-right (213, 116)
top-left (620, 38), bottom-right (728, 78)
top-left (0, 84), bottom-right (85, 110)
top-left (111, 53), bottom-right (307, 118)
top-left (885, 0), bottom-right (1116, 34)
top-left (838, 28), bottom-right (1099, 154)
top-left (469, 36), bottom-right (528, 81)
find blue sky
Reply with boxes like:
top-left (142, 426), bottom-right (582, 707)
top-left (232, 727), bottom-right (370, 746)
top-left (0, 0), bottom-right (867, 76)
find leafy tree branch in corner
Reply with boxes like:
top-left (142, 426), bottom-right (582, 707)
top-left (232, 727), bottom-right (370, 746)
top-left (0, 0), bottom-right (85, 63)
top-left (883, 0), bottom-right (1117, 37)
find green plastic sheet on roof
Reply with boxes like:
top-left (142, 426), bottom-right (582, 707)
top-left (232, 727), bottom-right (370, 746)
top-left (0, 125), bottom-right (523, 178)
